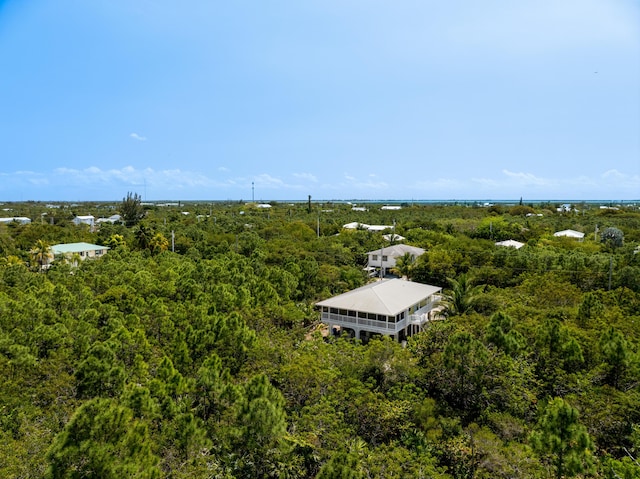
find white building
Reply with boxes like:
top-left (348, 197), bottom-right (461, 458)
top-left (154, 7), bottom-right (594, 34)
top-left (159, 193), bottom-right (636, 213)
top-left (367, 244), bottom-right (425, 274)
top-left (96, 214), bottom-right (122, 224)
top-left (317, 279), bottom-right (441, 342)
top-left (554, 229), bottom-right (585, 240)
top-left (50, 242), bottom-right (109, 261)
top-left (72, 215), bottom-right (95, 227)
top-left (0, 217), bottom-right (31, 225)
top-left (342, 222), bottom-right (393, 232)
top-left (495, 239), bottom-right (525, 249)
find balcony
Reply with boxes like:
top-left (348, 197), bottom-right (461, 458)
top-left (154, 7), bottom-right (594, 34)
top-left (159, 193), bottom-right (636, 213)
top-left (320, 312), bottom-right (406, 335)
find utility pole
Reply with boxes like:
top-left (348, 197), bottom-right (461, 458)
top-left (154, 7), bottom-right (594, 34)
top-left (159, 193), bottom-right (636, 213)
top-left (252, 182), bottom-right (254, 202)
top-left (171, 230), bottom-right (175, 253)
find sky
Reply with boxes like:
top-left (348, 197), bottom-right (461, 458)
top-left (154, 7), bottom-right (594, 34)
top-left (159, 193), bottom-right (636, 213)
top-left (0, 1), bottom-right (639, 202)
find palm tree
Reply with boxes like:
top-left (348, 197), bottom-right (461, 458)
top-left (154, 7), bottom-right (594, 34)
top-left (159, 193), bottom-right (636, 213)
top-left (149, 233), bottom-right (169, 255)
top-left (30, 239), bottom-right (53, 272)
top-left (438, 273), bottom-right (485, 318)
top-left (64, 252), bottom-right (82, 268)
top-left (135, 224), bottom-right (152, 250)
top-left (391, 252), bottom-right (415, 279)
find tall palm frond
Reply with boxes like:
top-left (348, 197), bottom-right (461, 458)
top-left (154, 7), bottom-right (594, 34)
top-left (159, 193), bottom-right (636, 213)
top-left (438, 273), bottom-right (485, 318)
top-left (30, 239), bottom-right (53, 272)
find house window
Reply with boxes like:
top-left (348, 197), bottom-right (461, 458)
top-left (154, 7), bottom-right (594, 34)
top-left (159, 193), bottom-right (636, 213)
top-left (377, 314), bottom-right (386, 322)
top-left (358, 312), bottom-right (367, 318)
top-left (367, 313), bottom-right (376, 320)
top-left (372, 255), bottom-right (378, 261)
top-left (339, 309), bottom-right (348, 316)
top-left (348, 310), bottom-right (356, 317)
top-left (382, 255), bottom-right (388, 261)
top-left (330, 308), bottom-right (338, 314)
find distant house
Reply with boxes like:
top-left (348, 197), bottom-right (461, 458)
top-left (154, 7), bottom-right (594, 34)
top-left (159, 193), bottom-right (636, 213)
top-left (342, 222), bottom-right (393, 232)
top-left (381, 205), bottom-right (402, 210)
top-left (367, 244), bottom-right (425, 274)
top-left (317, 278), bottom-right (441, 342)
top-left (554, 229), bottom-right (585, 240)
top-left (382, 233), bottom-right (405, 242)
top-left (96, 214), bottom-right (121, 224)
top-left (256, 203), bottom-right (272, 209)
top-left (0, 217), bottom-right (31, 225)
top-left (50, 242), bottom-right (109, 261)
top-left (495, 239), bottom-right (525, 249)
top-left (72, 215), bottom-right (95, 227)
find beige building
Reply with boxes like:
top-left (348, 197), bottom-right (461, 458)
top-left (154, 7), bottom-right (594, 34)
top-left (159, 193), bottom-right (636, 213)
top-left (317, 279), bottom-right (441, 342)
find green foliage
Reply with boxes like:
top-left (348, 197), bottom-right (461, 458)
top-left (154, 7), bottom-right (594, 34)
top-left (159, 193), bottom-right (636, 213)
top-left (439, 273), bottom-right (485, 317)
top-left (531, 397), bottom-right (594, 479)
top-left (46, 398), bottom-right (160, 479)
top-left (485, 311), bottom-right (524, 356)
top-left (0, 201), bottom-right (639, 477)
top-left (601, 226), bottom-right (624, 249)
top-left (120, 192), bottom-right (145, 226)
top-left (317, 451), bottom-right (362, 479)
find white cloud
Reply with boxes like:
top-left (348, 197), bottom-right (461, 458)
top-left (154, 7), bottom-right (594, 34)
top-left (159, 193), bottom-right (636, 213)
top-left (250, 173), bottom-right (311, 191)
top-left (253, 174), bottom-right (284, 188)
top-left (218, 166), bottom-right (230, 172)
top-left (130, 133), bottom-right (147, 141)
top-left (341, 173), bottom-right (388, 190)
top-left (51, 165), bottom-right (229, 191)
top-left (293, 172), bottom-right (318, 182)
top-left (501, 170), bottom-right (556, 187)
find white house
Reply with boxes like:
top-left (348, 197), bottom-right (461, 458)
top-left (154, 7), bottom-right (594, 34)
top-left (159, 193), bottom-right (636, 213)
top-left (72, 215), bottom-right (95, 227)
top-left (50, 242), bottom-right (110, 261)
top-left (381, 205), bottom-right (402, 210)
top-left (342, 222), bottom-right (393, 232)
top-left (96, 214), bottom-right (122, 224)
top-left (0, 217), bottom-right (31, 225)
top-left (317, 279), bottom-right (441, 342)
top-left (554, 229), bottom-right (585, 240)
top-left (495, 239), bottom-right (525, 249)
top-left (367, 244), bottom-right (425, 275)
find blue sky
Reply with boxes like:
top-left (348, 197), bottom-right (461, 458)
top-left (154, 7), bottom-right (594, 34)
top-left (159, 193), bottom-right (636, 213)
top-left (1, 1), bottom-right (638, 202)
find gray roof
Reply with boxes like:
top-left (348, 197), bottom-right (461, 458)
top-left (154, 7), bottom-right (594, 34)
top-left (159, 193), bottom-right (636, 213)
top-left (316, 279), bottom-right (441, 316)
top-left (367, 244), bottom-right (425, 257)
top-left (51, 242), bottom-right (109, 255)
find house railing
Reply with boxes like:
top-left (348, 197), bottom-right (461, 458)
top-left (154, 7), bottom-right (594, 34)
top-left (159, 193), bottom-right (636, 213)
top-left (320, 312), bottom-right (405, 334)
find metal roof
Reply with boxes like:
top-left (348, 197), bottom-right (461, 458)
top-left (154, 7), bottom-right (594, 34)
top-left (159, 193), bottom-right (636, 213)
top-left (51, 242), bottom-right (109, 254)
top-left (367, 244), bottom-right (425, 257)
top-left (495, 239), bottom-right (525, 249)
top-left (316, 279), bottom-right (441, 316)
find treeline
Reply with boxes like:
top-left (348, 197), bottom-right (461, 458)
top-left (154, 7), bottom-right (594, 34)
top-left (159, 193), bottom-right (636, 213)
top-left (0, 200), bottom-right (638, 478)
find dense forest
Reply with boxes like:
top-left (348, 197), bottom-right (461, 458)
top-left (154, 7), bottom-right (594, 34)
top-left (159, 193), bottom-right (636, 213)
top-left (0, 198), bottom-right (639, 478)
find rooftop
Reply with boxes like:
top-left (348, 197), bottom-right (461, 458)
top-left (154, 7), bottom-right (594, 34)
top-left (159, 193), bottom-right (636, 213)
top-left (316, 279), bottom-right (441, 316)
